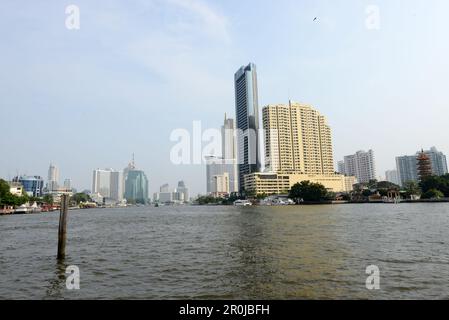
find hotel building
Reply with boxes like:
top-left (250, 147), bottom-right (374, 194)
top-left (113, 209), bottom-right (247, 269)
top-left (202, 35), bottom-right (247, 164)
top-left (244, 101), bottom-right (352, 195)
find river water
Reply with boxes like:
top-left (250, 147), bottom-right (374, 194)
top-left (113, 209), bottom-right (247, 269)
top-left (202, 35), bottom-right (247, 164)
top-left (1, 204), bottom-right (449, 299)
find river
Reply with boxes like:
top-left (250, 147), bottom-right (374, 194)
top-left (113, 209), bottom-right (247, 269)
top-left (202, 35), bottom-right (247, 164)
top-left (1, 204), bottom-right (449, 299)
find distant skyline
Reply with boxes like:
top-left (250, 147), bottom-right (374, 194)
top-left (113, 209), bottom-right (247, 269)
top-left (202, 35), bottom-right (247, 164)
top-left (1, 0), bottom-right (449, 196)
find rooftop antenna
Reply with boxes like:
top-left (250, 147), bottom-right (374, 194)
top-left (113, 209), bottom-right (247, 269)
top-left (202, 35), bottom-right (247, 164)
top-left (132, 153), bottom-right (135, 169)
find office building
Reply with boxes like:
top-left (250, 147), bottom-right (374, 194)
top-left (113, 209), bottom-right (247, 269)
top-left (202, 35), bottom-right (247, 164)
top-left (154, 182), bottom-right (189, 204)
top-left (110, 171), bottom-right (123, 202)
top-left (47, 163), bottom-right (59, 191)
top-left (234, 63), bottom-right (261, 192)
top-left (205, 113), bottom-right (239, 196)
top-left (92, 169), bottom-right (113, 198)
top-left (12, 175), bottom-right (44, 197)
top-left (124, 169), bottom-right (149, 204)
top-left (174, 181), bottom-right (189, 203)
top-left (210, 172), bottom-right (230, 197)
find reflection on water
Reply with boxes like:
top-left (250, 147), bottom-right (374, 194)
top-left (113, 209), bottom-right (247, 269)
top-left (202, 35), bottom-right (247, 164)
top-left (45, 261), bottom-right (66, 299)
top-left (1, 204), bottom-right (449, 299)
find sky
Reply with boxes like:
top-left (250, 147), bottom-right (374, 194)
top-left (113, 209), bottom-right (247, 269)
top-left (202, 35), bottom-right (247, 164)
top-left (0, 0), bottom-right (448, 196)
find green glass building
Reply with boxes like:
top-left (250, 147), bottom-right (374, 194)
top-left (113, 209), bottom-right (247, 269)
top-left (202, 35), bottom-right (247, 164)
top-left (124, 170), bottom-right (149, 204)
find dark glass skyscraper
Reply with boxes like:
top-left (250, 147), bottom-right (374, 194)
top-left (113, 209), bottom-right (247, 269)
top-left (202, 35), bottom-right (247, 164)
top-left (234, 63), bottom-right (261, 193)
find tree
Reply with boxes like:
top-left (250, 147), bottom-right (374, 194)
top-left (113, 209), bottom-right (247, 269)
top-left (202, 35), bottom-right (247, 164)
top-left (421, 189), bottom-right (444, 200)
top-left (376, 181), bottom-right (400, 190)
top-left (256, 193), bottom-right (268, 200)
top-left (196, 195), bottom-right (223, 205)
top-left (288, 181), bottom-right (328, 202)
top-left (43, 194), bottom-right (54, 205)
top-left (0, 179), bottom-right (28, 207)
top-left (403, 181), bottom-right (421, 197)
top-left (71, 193), bottom-right (92, 204)
top-left (420, 175), bottom-right (449, 197)
top-left (362, 189), bottom-right (373, 197)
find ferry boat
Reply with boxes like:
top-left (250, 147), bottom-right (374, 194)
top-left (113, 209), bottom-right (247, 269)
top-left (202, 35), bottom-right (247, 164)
top-left (233, 200), bottom-right (252, 207)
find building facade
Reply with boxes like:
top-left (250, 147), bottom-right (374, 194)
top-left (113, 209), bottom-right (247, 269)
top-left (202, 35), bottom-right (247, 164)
top-left (340, 150), bottom-right (376, 184)
top-left (47, 163), bottom-right (59, 191)
top-left (154, 182), bottom-right (189, 204)
top-left (174, 181), bottom-right (189, 203)
top-left (263, 102), bottom-right (334, 175)
top-left (234, 63), bottom-right (261, 192)
top-left (244, 100), bottom-right (355, 196)
top-left (12, 176), bottom-right (44, 197)
top-left (396, 147), bottom-right (448, 186)
top-left (124, 169), bottom-right (149, 204)
top-left (92, 169), bottom-right (112, 198)
top-left (109, 171), bottom-right (123, 202)
top-left (244, 173), bottom-right (351, 196)
top-left (385, 170), bottom-right (400, 186)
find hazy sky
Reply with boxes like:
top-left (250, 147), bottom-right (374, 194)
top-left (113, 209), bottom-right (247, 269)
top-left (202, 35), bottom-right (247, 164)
top-left (1, 0), bottom-right (448, 196)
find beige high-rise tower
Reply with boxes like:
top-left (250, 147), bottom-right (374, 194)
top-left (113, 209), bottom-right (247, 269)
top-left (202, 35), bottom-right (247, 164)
top-left (262, 101), bottom-right (335, 175)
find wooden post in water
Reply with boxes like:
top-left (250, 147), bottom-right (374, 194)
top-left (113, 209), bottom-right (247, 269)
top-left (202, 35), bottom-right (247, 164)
top-left (57, 194), bottom-right (69, 260)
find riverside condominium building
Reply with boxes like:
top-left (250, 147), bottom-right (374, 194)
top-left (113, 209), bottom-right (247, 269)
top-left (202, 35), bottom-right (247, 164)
top-left (244, 102), bottom-right (353, 195)
top-left (263, 101), bottom-right (335, 175)
top-left (340, 150), bottom-right (376, 184)
top-left (396, 147), bottom-right (448, 186)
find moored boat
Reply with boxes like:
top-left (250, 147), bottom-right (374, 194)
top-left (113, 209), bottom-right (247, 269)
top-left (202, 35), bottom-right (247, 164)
top-left (234, 200), bottom-right (252, 207)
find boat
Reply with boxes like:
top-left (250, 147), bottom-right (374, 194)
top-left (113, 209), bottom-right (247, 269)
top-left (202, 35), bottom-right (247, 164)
top-left (14, 204), bottom-right (30, 214)
top-left (234, 200), bottom-right (252, 207)
top-left (30, 202), bottom-right (42, 213)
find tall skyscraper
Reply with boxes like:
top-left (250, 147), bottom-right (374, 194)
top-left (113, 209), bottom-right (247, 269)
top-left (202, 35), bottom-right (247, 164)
top-left (110, 171), bottom-right (123, 202)
top-left (205, 113), bottom-right (239, 196)
top-left (234, 63), bottom-right (261, 192)
top-left (396, 155), bottom-right (418, 187)
top-left (124, 169), bottom-right (149, 204)
top-left (396, 147), bottom-right (448, 186)
top-left (263, 102), bottom-right (335, 175)
top-left (92, 169), bottom-right (113, 198)
top-left (340, 150), bottom-right (376, 183)
top-left (174, 181), bottom-right (189, 203)
top-left (47, 163), bottom-right (59, 191)
top-left (425, 147), bottom-right (448, 176)
top-left (222, 114), bottom-right (237, 160)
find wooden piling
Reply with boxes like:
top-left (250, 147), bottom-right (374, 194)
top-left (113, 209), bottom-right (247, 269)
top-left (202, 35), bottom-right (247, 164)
top-left (57, 194), bottom-right (69, 260)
